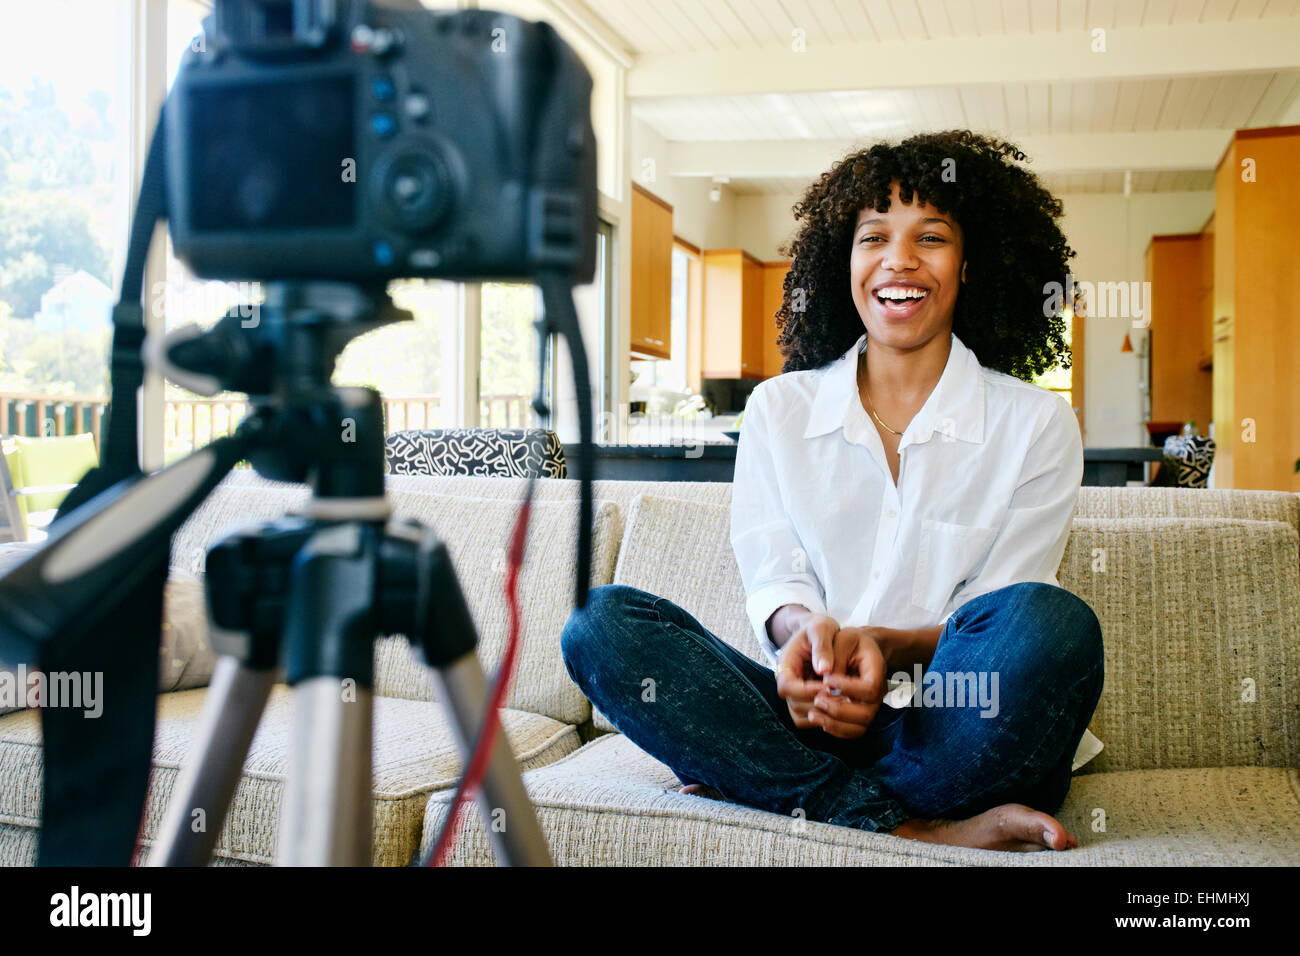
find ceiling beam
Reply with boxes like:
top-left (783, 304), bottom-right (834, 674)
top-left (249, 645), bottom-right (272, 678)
top-left (664, 130), bottom-right (1236, 179)
top-left (628, 18), bottom-right (1300, 98)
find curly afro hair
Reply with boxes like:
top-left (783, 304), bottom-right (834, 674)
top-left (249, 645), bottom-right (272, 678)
top-left (775, 129), bottom-right (1075, 381)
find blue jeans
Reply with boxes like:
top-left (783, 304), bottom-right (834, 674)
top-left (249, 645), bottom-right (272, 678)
top-left (560, 582), bottom-right (1104, 833)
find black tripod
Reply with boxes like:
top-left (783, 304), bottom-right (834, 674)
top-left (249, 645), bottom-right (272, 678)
top-left (149, 280), bottom-right (552, 865)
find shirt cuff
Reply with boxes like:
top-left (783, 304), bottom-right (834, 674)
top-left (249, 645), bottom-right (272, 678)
top-left (745, 581), bottom-right (827, 669)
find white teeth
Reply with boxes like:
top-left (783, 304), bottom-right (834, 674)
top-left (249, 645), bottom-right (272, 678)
top-left (877, 287), bottom-right (928, 301)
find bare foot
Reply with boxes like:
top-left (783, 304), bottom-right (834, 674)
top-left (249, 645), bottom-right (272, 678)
top-left (680, 783), bottom-right (725, 800)
top-left (890, 803), bottom-right (1078, 852)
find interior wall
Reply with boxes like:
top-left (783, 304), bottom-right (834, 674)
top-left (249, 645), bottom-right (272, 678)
top-left (735, 192), bottom-right (804, 261)
top-left (719, 187), bottom-right (1216, 447)
top-left (1058, 190), bottom-right (1215, 446)
top-left (628, 117), bottom-right (736, 248)
top-left (669, 177), bottom-right (737, 250)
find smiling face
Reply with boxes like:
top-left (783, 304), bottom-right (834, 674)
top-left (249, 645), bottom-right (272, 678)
top-left (849, 180), bottom-right (965, 351)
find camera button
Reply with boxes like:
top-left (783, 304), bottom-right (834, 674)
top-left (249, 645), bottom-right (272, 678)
top-left (370, 113), bottom-right (397, 138)
top-left (371, 76), bottom-right (396, 101)
top-left (372, 241), bottom-right (395, 267)
top-left (404, 92), bottom-right (431, 121)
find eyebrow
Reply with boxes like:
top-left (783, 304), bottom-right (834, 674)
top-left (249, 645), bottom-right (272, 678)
top-left (857, 216), bottom-right (953, 228)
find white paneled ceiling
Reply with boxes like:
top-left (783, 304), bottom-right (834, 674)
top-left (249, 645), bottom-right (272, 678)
top-left (594, 0), bottom-right (1300, 54)
top-left (565, 0), bottom-right (1300, 194)
top-left (633, 73), bottom-right (1300, 140)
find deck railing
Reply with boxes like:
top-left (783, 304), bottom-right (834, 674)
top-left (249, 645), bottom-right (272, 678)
top-left (1, 391), bottom-right (535, 459)
top-left (0, 392), bottom-right (107, 443)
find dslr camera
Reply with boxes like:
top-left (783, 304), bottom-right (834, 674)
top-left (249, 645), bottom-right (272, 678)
top-left (167, 0), bottom-right (597, 284)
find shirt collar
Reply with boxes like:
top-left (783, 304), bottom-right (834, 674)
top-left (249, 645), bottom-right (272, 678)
top-left (802, 331), bottom-right (986, 445)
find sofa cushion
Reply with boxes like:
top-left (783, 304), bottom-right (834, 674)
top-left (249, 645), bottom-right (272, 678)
top-left (384, 472), bottom-right (734, 523)
top-left (0, 824), bottom-right (262, 867)
top-left (382, 473), bottom-right (1300, 534)
top-left (1074, 486), bottom-right (1299, 526)
top-left (599, 494), bottom-right (767, 734)
top-left (170, 473), bottom-right (313, 577)
top-left (0, 685), bottom-right (581, 866)
top-left (370, 492), bottom-right (620, 724)
top-left (420, 732), bottom-right (1300, 866)
top-left (1059, 517), bottom-right (1300, 773)
top-left (171, 473), bottom-right (623, 725)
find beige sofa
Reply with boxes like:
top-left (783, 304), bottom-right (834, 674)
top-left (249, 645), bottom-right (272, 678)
top-left (1, 469), bottom-right (1298, 866)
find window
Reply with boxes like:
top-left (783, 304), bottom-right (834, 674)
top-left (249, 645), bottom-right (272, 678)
top-left (1, 0), bottom-right (622, 469)
top-left (627, 241), bottom-right (703, 443)
top-left (479, 282), bottom-right (551, 429)
top-left (538, 212), bottom-right (615, 446)
top-left (160, 1), bottom-right (457, 462)
top-left (160, 0), bottom-right (256, 463)
top-left (0, 0), bottom-right (132, 443)
top-left (334, 280), bottom-right (457, 431)
top-left (1033, 313), bottom-right (1073, 411)
top-left (596, 218), bottom-right (613, 439)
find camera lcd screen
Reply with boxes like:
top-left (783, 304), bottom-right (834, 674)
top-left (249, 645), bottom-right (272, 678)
top-left (187, 76), bottom-right (356, 231)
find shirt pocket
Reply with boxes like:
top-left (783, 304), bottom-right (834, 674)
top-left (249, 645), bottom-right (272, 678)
top-left (911, 519), bottom-right (999, 615)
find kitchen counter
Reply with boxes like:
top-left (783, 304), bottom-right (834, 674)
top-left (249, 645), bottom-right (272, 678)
top-left (562, 442), bottom-right (737, 482)
top-left (562, 442), bottom-right (1166, 486)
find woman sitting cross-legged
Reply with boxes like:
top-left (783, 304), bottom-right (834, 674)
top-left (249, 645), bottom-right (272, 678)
top-left (562, 129), bottom-right (1103, 852)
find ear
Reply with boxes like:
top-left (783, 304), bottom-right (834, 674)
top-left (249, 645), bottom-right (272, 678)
top-left (961, 260), bottom-right (968, 283)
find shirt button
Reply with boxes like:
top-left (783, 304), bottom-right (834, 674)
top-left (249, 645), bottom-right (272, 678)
top-left (872, 571), bottom-right (880, 579)
top-left (887, 509), bottom-right (897, 518)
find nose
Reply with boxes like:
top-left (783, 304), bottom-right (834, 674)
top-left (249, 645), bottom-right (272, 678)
top-left (879, 239), bottom-right (919, 272)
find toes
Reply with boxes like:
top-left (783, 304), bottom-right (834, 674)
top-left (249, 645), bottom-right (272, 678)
top-left (992, 804), bottom-right (1067, 849)
top-left (680, 783), bottom-right (723, 800)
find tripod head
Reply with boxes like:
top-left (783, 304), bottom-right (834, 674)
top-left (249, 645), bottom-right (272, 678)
top-left (150, 281), bottom-right (409, 496)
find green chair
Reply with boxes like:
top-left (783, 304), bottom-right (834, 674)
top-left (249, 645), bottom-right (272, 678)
top-left (0, 433), bottom-right (99, 542)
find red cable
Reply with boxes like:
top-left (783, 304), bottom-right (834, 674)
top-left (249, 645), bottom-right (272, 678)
top-left (426, 492), bottom-right (532, 866)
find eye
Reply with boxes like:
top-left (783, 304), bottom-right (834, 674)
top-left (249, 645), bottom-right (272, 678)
top-left (920, 235), bottom-right (947, 243)
top-left (858, 235), bottom-right (883, 244)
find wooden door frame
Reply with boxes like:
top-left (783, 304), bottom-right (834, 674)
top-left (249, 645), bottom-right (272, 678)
top-left (675, 236), bottom-right (702, 393)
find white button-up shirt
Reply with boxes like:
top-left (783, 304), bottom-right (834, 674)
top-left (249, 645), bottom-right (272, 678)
top-left (731, 331), bottom-right (1084, 670)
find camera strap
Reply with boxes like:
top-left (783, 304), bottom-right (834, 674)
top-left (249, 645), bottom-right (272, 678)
top-left (38, 112), bottom-right (171, 865)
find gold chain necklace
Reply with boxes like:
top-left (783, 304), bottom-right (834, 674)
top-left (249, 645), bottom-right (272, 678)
top-left (859, 354), bottom-right (903, 436)
top-left (865, 389), bottom-right (902, 436)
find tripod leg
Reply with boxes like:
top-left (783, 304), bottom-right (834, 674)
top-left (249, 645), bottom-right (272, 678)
top-left (149, 656), bottom-right (274, 866)
top-left (277, 676), bottom-right (374, 866)
top-left (434, 652), bottom-right (552, 866)
top-left (275, 521), bottom-right (380, 866)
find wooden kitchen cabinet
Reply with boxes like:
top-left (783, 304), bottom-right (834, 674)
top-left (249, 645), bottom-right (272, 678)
top-left (1199, 213), bottom-right (1214, 368)
top-left (762, 260), bottom-right (791, 377)
top-left (1145, 234), bottom-right (1211, 440)
top-left (702, 249), bottom-right (769, 379)
top-left (1210, 125), bottom-right (1300, 492)
top-left (630, 183), bottom-right (672, 360)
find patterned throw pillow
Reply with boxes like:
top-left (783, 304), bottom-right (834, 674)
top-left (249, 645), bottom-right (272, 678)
top-left (1151, 435), bottom-right (1216, 488)
top-left (385, 428), bottom-right (567, 478)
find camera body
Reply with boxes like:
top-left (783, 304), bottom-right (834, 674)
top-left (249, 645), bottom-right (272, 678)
top-left (167, 0), bottom-right (597, 284)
